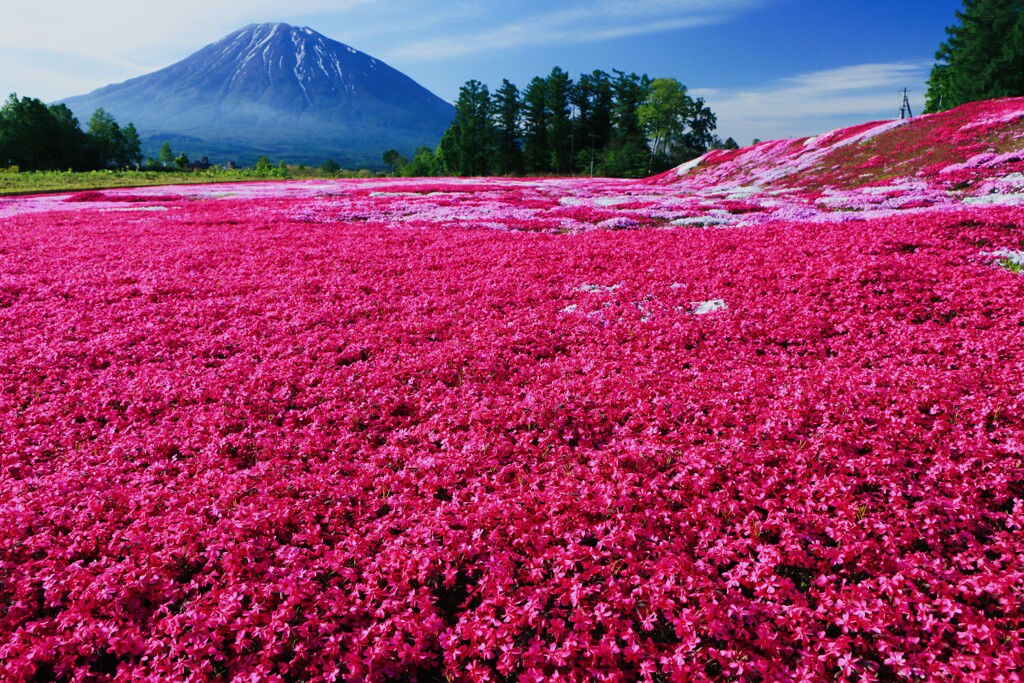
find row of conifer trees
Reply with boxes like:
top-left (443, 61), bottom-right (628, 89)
top-left (420, 68), bottom-right (731, 179)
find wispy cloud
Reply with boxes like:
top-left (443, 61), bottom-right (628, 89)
top-left (694, 61), bottom-right (932, 142)
top-left (387, 0), bottom-right (768, 60)
top-left (1, 0), bottom-right (771, 101)
top-left (0, 0), bottom-right (375, 58)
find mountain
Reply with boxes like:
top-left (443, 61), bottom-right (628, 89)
top-left (60, 23), bottom-right (455, 167)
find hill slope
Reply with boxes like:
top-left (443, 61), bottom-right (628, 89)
top-left (60, 23), bottom-right (455, 166)
top-left (658, 97), bottom-right (1024, 208)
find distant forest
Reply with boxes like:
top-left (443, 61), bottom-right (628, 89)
top-left (0, 94), bottom-right (143, 171)
top-left (391, 68), bottom-right (737, 179)
top-left (2, 68), bottom-right (738, 179)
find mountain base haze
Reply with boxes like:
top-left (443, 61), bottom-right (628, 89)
top-left (60, 23), bottom-right (455, 167)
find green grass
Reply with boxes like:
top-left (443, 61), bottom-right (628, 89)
top-left (999, 257), bottom-right (1024, 273)
top-left (0, 166), bottom-right (383, 196)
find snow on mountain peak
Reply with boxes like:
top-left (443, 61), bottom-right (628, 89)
top-left (58, 22), bottom-right (455, 166)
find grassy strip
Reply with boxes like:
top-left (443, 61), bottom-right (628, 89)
top-left (0, 167), bottom-right (382, 196)
top-left (999, 257), bottom-right (1023, 273)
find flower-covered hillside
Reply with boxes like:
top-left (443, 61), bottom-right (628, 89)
top-left (660, 96), bottom-right (1024, 206)
top-left (1, 100), bottom-right (1023, 682)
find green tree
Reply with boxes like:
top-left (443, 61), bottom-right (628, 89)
top-left (492, 79), bottom-right (523, 175)
top-left (573, 70), bottom-right (615, 173)
top-left (440, 79), bottom-right (495, 176)
top-left (83, 109), bottom-right (141, 169)
top-left (599, 71), bottom-right (653, 178)
top-left (321, 157), bottom-right (341, 174)
top-left (401, 146), bottom-right (439, 177)
top-left (611, 71), bottom-right (651, 142)
top-left (638, 77), bottom-right (690, 172)
top-left (427, 68), bottom-right (719, 179)
top-left (159, 142), bottom-right (175, 167)
top-left (636, 79), bottom-right (719, 172)
top-left (120, 123), bottom-right (143, 168)
top-left (47, 103), bottom-right (87, 169)
top-left (254, 155), bottom-right (273, 174)
top-left (926, 0), bottom-right (1024, 111)
top-left (382, 149), bottom-right (407, 174)
top-left (86, 108), bottom-right (123, 168)
top-left (522, 76), bottom-right (549, 174)
top-left (434, 127), bottom-right (457, 175)
top-left (174, 152), bottom-right (190, 170)
top-left (675, 97), bottom-right (717, 162)
top-left (0, 94), bottom-right (84, 170)
top-left (545, 67), bottom-right (574, 174)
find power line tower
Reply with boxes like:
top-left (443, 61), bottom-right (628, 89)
top-left (899, 88), bottom-right (914, 119)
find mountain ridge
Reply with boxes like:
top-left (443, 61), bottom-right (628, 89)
top-left (60, 23), bottom-right (455, 166)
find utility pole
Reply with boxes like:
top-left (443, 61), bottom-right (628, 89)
top-left (589, 134), bottom-right (598, 178)
top-left (899, 88), bottom-right (913, 119)
top-left (570, 107), bottom-right (576, 177)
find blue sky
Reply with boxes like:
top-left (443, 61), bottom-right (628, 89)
top-left (1, 0), bottom-right (964, 144)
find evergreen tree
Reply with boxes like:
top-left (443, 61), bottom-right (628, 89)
top-left (573, 71), bottom-right (615, 167)
top-left (431, 68), bottom-right (720, 178)
top-left (545, 67), bottom-right (574, 174)
top-left (492, 79), bottom-right (523, 175)
top-left (611, 71), bottom-right (650, 141)
top-left (435, 127), bottom-right (458, 176)
top-left (120, 123), bottom-right (143, 168)
top-left (442, 79), bottom-right (495, 176)
top-left (926, 0), bottom-right (1024, 111)
top-left (522, 76), bottom-right (549, 174)
top-left (159, 142), bottom-right (175, 167)
top-left (600, 71), bottom-right (653, 178)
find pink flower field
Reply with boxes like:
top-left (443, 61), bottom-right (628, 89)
top-left (2, 99), bottom-right (1024, 681)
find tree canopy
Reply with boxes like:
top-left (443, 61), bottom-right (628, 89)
top-left (436, 80), bottom-right (494, 176)
top-left (0, 94), bottom-right (142, 171)
top-left (925, 0), bottom-right (1024, 112)
top-left (434, 69), bottom-right (720, 178)
top-left (86, 108), bottom-right (142, 169)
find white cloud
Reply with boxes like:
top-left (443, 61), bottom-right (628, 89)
top-left (386, 0), bottom-right (767, 60)
top-left (0, 0), bottom-right (375, 57)
top-left (774, 63), bottom-right (931, 95)
top-left (694, 62), bottom-right (932, 143)
top-left (0, 0), bottom-right (770, 101)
